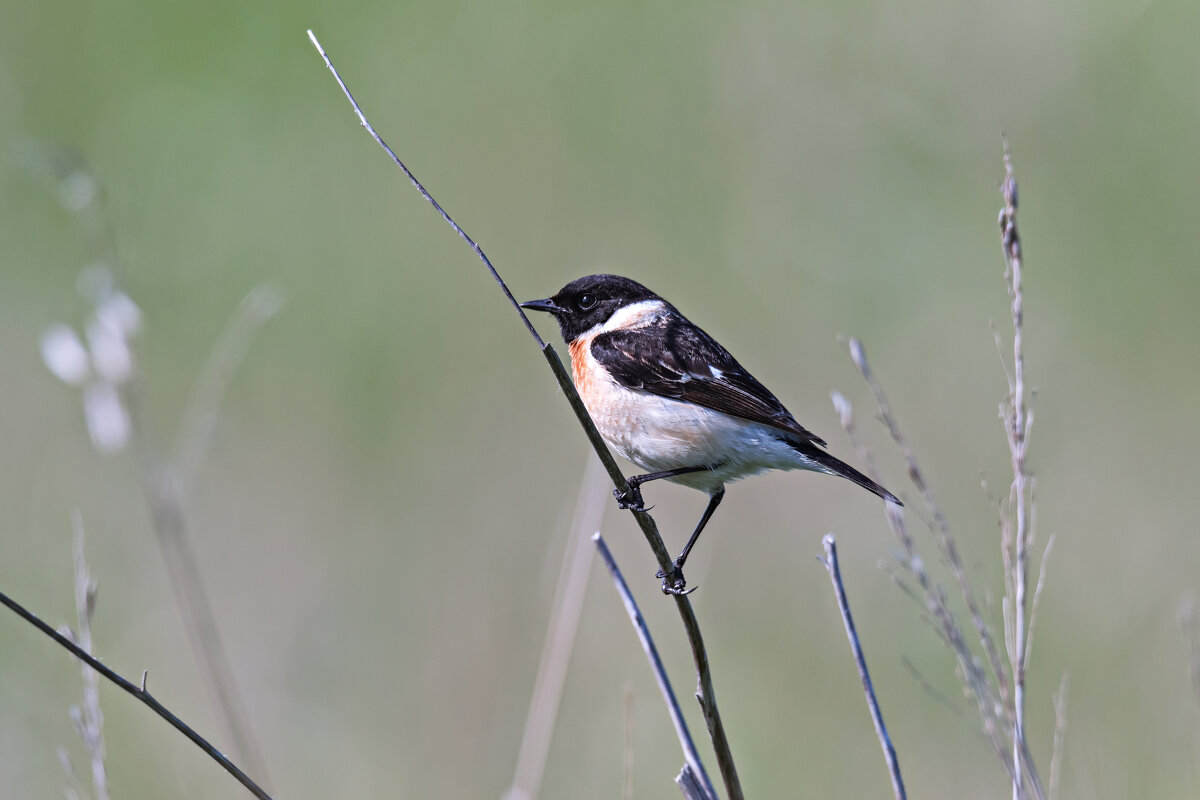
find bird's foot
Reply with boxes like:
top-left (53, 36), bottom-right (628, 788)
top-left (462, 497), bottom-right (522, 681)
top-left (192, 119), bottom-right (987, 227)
top-left (657, 563), bottom-right (696, 596)
top-left (613, 483), bottom-right (650, 512)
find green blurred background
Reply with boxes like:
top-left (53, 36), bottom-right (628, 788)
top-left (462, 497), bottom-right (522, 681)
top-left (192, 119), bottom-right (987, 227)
top-left (3, 0), bottom-right (1199, 797)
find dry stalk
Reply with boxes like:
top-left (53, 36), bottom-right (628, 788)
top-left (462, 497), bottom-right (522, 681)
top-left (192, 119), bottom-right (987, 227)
top-left (999, 135), bottom-right (1037, 800)
top-left (594, 534), bottom-right (718, 800)
top-left (505, 455), bottom-right (607, 800)
top-left (60, 513), bottom-right (109, 800)
top-left (0, 586), bottom-right (273, 799)
top-left (821, 534), bottom-right (906, 800)
top-left (832, 390), bottom-right (1014, 775)
top-left (828, 140), bottom-right (1055, 800)
top-left (29, 148), bottom-right (276, 785)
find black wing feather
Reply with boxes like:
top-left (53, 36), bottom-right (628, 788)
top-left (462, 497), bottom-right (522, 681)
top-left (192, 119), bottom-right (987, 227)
top-left (591, 316), bottom-right (827, 447)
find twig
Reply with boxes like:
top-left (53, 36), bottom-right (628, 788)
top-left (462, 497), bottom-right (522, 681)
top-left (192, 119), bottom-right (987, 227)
top-left (131, 417), bottom-right (271, 788)
top-left (506, 455), bottom-right (607, 800)
top-left (831, 390), bottom-right (1014, 774)
top-left (66, 513), bottom-right (109, 800)
top-left (593, 534), bottom-right (717, 800)
top-left (133, 286), bottom-right (279, 786)
top-left (845, 339), bottom-right (1011, 715)
top-left (820, 535), bottom-right (906, 800)
top-left (28, 148), bottom-right (273, 786)
top-left (0, 587), bottom-right (273, 800)
top-left (675, 766), bottom-right (710, 800)
top-left (122, 285), bottom-right (279, 785)
top-left (831, 139), bottom-right (1051, 800)
top-left (999, 134), bottom-right (1036, 800)
top-left (308, 29), bottom-right (742, 799)
top-left (173, 285), bottom-right (283, 490)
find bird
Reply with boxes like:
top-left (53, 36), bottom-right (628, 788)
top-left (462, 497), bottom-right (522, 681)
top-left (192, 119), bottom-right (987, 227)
top-left (521, 274), bottom-right (900, 593)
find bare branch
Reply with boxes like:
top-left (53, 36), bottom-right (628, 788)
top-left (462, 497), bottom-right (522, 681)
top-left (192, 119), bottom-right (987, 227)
top-left (999, 134), bottom-right (1040, 800)
top-left (0, 587), bottom-right (272, 800)
top-left (146, 286), bottom-right (279, 785)
top-left (130, 421), bottom-right (270, 787)
top-left (846, 340), bottom-right (1011, 714)
top-left (820, 535), bottom-right (906, 800)
top-left (676, 765), bottom-right (710, 800)
top-left (593, 534), bottom-right (717, 800)
top-left (31, 151), bottom-right (273, 785)
top-left (308, 29), bottom-right (742, 799)
top-left (832, 391), bottom-right (1014, 775)
top-left (69, 513), bottom-right (109, 800)
top-left (173, 285), bottom-right (283, 490)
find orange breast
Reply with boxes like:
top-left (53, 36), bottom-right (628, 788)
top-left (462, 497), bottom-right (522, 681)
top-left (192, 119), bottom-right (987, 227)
top-left (568, 337), bottom-right (593, 399)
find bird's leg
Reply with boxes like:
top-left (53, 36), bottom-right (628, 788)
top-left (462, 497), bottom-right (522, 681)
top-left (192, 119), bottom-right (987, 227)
top-left (658, 487), bottom-right (725, 595)
top-left (613, 465), bottom-right (712, 511)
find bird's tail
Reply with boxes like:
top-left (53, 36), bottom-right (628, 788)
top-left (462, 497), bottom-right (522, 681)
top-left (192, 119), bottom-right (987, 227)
top-left (792, 441), bottom-right (902, 505)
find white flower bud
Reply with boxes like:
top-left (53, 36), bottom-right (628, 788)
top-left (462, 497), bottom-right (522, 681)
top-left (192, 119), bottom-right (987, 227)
top-left (95, 291), bottom-right (142, 339)
top-left (86, 318), bottom-right (134, 384)
top-left (83, 382), bottom-right (130, 453)
top-left (40, 324), bottom-right (91, 386)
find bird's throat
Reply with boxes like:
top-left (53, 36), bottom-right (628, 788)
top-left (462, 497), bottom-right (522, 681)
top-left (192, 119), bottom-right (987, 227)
top-left (567, 337), bottom-right (594, 399)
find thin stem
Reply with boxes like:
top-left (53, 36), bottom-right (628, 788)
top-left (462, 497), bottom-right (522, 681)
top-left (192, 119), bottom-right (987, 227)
top-left (675, 766), bottom-right (710, 800)
top-left (0, 588), bottom-right (272, 800)
top-left (846, 339), bottom-right (1011, 714)
top-left (34, 152), bottom-right (271, 786)
top-left (308, 29), bottom-right (742, 799)
top-left (831, 390), bottom-right (1014, 777)
top-left (305, 30), bottom-right (543, 346)
top-left (821, 535), bottom-right (906, 800)
top-left (593, 534), bottom-right (717, 800)
top-left (69, 513), bottom-right (109, 800)
top-left (173, 285), bottom-right (283, 490)
top-left (1000, 135), bottom-right (1034, 800)
top-left (130, 435), bottom-right (270, 790)
top-left (506, 456), bottom-right (607, 800)
top-left (127, 288), bottom-right (279, 787)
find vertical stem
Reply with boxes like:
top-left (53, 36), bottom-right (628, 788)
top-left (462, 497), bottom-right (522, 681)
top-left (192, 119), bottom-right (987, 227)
top-left (821, 535), bottom-right (906, 800)
top-left (594, 534), bottom-right (718, 800)
top-left (1000, 137), bottom-right (1029, 800)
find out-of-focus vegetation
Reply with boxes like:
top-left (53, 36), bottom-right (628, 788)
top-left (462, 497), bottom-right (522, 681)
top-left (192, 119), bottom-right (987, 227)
top-left (3, 1), bottom-right (1199, 797)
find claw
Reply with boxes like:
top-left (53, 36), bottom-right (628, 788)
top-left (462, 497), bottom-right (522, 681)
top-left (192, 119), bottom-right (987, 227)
top-left (613, 483), bottom-right (647, 512)
top-left (656, 564), bottom-right (695, 595)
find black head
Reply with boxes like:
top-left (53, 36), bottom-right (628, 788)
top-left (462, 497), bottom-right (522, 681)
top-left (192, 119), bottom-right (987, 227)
top-left (521, 274), bottom-right (664, 342)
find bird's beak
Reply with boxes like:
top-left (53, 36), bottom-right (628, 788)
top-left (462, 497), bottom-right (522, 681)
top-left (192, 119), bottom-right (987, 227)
top-left (520, 297), bottom-right (563, 314)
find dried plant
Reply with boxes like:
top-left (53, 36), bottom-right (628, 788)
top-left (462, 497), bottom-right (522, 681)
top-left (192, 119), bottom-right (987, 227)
top-left (820, 534), bottom-right (906, 799)
top-left (28, 147), bottom-right (280, 785)
top-left (56, 514), bottom-right (109, 800)
top-left (831, 141), bottom-right (1063, 800)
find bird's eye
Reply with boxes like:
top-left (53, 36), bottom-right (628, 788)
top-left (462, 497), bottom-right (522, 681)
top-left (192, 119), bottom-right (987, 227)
top-left (577, 293), bottom-right (596, 310)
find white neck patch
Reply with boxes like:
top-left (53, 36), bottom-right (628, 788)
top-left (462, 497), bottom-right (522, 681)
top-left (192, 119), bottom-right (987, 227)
top-left (581, 299), bottom-right (668, 340)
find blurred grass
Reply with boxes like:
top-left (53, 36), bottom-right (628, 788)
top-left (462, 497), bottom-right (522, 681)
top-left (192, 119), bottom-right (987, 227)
top-left (3, 0), bottom-right (1200, 797)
